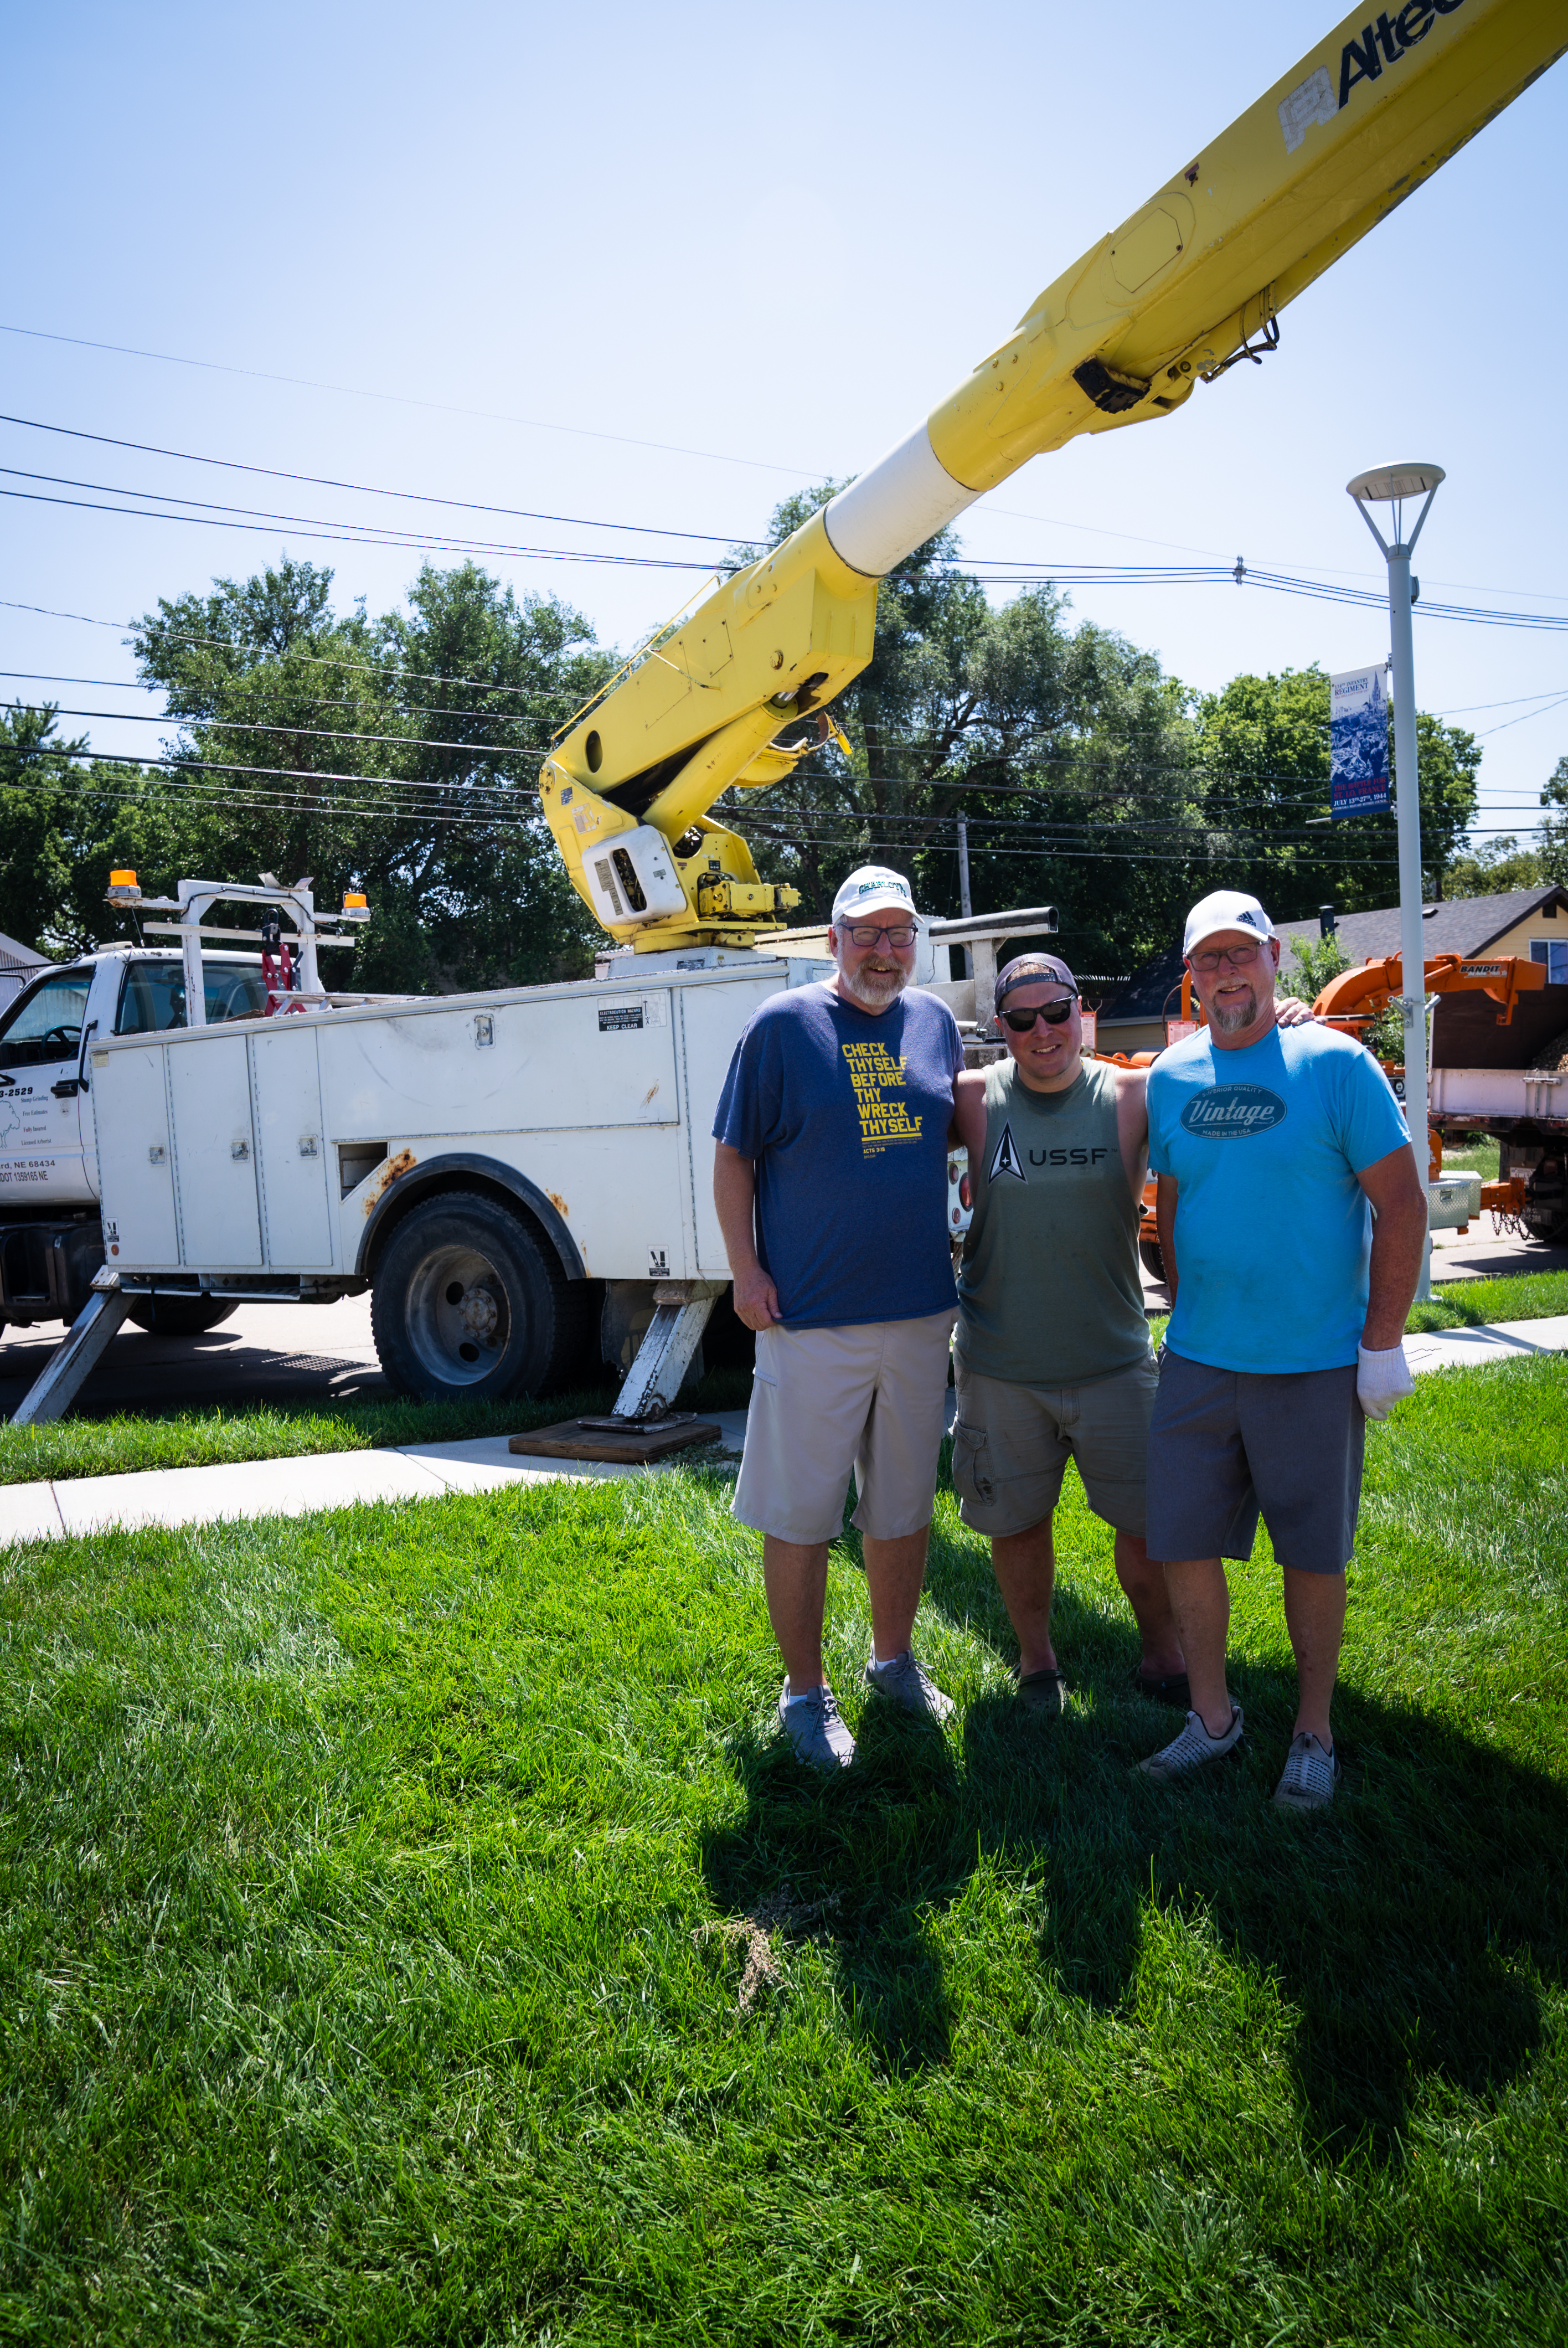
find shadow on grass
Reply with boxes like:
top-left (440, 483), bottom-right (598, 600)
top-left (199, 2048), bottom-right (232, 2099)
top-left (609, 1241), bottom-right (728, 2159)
top-left (701, 1548), bottom-right (1568, 2154)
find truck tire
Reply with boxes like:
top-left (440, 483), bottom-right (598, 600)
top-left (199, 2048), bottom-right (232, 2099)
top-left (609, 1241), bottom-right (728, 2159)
top-left (126, 1295), bottom-right (239, 1336)
top-left (1138, 1235), bottom-right (1167, 1285)
top-left (370, 1190), bottom-right (594, 1401)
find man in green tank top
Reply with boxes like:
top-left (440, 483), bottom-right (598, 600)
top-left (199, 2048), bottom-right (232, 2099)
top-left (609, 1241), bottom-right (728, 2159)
top-left (952, 953), bottom-right (1314, 1712)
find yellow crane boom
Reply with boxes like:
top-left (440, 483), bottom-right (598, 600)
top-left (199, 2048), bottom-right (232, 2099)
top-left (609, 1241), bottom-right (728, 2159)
top-left (541, 0), bottom-right (1567, 956)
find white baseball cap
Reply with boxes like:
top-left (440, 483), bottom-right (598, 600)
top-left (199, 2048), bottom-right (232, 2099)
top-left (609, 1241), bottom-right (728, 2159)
top-left (1183, 889), bottom-right (1277, 958)
top-left (830, 864), bottom-right (919, 926)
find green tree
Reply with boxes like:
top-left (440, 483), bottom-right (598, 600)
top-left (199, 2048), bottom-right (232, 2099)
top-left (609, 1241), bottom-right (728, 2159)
top-left (1192, 667), bottom-right (1481, 919)
top-left (1442, 835), bottom-right (1546, 897)
top-left (0, 704), bottom-right (177, 959)
top-left (130, 558), bottom-right (615, 992)
top-left (1539, 754), bottom-right (1568, 887)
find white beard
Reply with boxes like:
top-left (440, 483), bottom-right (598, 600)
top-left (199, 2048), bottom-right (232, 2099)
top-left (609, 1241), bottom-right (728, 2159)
top-left (840, 963), bottom-right (908, 1010)
top-left (1209, 984), bottom-right (1262, 1034)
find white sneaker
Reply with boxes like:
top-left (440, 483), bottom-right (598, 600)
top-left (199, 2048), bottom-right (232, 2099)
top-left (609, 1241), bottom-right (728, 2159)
top-left (1273, 1731), bottom-right (1340, 1810)
top-left (777, 1679), bottom-right (856, 1769)
top-left (1139, 1705), bottom-right (1245, 1780)
top-left (864, 1649), bottom-right (955, 1724)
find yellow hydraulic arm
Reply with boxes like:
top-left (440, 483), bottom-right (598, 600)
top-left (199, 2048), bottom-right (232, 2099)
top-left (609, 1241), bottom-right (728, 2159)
top-left (543, 0), bottom-right (1566, 955)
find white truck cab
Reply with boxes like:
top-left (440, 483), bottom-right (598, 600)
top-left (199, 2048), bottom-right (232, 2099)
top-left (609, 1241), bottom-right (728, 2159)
top-left (0, 946), bottom-right (271, 1333)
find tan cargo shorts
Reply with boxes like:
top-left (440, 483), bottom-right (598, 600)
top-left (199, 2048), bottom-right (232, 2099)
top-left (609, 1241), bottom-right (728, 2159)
top-left (733, 1308), bottom-right (957, 1546)
top-left (951, 1351), bottom-right (1157, 1538)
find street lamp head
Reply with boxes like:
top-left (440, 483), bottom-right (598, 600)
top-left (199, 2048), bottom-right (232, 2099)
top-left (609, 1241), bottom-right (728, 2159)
top-left (1346, 462), bottom-right (1445, 503)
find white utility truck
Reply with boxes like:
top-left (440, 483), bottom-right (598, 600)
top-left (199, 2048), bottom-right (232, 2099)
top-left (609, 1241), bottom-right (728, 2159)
top-left (4, 875), bottom-right (1028, 1424)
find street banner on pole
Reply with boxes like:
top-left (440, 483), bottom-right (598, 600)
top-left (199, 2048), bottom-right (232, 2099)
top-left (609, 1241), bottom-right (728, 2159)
top-left (1329, 663), bottom-right (1391, 817)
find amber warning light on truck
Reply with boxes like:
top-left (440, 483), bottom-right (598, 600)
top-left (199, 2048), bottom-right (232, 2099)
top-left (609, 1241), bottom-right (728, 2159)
top-left (341, 892), bottom-right (370, 923)
top-left (107, 870), bottom-right (141, 902)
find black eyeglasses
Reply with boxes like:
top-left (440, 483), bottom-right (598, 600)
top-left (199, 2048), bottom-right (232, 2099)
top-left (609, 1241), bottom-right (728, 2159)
top-left (1000, 999), bottom-right (1076, 1032)
top-left (1190, 943), bottom-right (1264, 972)
top-left (843, 922), bottom-right (917, 948)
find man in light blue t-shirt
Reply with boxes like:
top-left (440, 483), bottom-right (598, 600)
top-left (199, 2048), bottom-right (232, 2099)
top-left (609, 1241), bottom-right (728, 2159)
top-left (1139, 890), bottom-right (1427, 1810)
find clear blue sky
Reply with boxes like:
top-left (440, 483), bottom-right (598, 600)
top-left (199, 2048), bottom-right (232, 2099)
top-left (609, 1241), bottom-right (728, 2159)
top-left (4, 0), bottom-right (1565, 875)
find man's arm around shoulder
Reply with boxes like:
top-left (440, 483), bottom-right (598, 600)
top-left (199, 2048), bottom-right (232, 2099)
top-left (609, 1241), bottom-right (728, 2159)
top-left (952, 1066), bottom-right (988, 1158)
top-left (1112, 1063), bottom-right (1150, 1202)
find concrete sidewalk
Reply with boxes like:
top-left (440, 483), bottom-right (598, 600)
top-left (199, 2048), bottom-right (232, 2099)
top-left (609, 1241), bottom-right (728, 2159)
top-left (0, 1412), bottom-right (750, 1546)
top-left (2, 1322), bottom-right (1564, 1547)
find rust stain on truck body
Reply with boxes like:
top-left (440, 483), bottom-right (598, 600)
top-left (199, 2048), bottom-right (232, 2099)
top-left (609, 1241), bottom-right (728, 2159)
top-left (363, 1147), bottom-right (418, 1213)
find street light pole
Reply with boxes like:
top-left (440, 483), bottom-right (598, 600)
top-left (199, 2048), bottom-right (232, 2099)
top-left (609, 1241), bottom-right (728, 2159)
top-left (1347, 462), bottom-right (1445, 1302)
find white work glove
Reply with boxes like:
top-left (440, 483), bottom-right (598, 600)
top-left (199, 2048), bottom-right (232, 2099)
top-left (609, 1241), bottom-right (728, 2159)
top-left (1357, 1341), bottom-right (1416, 1421)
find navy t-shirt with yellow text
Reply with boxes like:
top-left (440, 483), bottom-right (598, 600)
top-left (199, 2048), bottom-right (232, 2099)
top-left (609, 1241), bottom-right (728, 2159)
top-left (713, 983), bottom-right (964, 1329)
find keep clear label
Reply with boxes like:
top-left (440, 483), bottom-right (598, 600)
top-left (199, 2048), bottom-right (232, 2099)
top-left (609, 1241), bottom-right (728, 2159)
top-left (597, 996), bottom-right (668, 1033)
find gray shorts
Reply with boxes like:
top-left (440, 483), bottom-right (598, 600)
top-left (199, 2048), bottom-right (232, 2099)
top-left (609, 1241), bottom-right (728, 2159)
top-left (1145, 1347), bottom-right (1365, 1577)
top-left (733, 1309), bottom-right (957, 1546)
top-left (951, 1352), bottom-right (1156, 1538)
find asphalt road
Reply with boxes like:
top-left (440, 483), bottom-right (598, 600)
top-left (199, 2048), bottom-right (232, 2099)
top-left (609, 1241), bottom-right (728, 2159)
top-left (0, 1295), bottom-right (390, 1420)
top-left (2, 1221), bottom-right (1564, 1423)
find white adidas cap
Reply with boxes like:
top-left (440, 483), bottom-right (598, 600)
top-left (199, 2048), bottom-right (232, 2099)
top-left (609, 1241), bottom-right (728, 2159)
top-left (1183, 889), bottom-right (1277, 959)
top-left (830, 864), bottom-right (919, 926)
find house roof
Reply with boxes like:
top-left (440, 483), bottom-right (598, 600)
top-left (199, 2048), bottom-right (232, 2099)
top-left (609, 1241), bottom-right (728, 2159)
top-left (0, 929), bottom-right (48, 972)
top-left (1098, 884), bottom-right (1568, 1025)
top-left (1274, 884), bottom-right (1568, 970)
top-left (1096, 945), bottom-right (1188, 1026)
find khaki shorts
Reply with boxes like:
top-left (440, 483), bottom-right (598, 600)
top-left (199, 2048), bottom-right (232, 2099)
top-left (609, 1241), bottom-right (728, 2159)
top-left (951, 1352), bottom-right (1157, 1538)
top-left (733, 1309), bottom-right (957, 1545)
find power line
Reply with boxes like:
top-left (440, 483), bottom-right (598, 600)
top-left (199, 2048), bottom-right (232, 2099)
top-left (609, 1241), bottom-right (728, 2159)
top-left (16, 703), bottom-right (555, 761)
top-left (0, 412), bottom-right (744, 544)
top-left (0, 481), bottom-right (721, 571)
top-left (16, 467), bottom-right (1568, 631)
top-left (0, 599), bottom-right (597, 704)
top-left (0, 323), bottom-right (822, 481)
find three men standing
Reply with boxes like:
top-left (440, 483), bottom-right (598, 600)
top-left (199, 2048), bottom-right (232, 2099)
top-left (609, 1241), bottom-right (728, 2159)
top-left (713, 868), bottom-right (1426, 1809)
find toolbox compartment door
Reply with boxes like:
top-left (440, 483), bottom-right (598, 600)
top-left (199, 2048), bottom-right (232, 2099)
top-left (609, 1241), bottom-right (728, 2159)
top-left (168, 1034), bottom-right (262, 1267)
top-left (95, 1043), bottom-right (180, 1265)
top-left (251, 1026), bottom-right (334, 1268)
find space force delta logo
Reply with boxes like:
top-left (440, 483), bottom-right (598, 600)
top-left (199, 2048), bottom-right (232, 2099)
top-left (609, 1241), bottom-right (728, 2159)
top-left (1276, 0), bottom-right (1468, 154)
top-left (988, 1121), bottom-right (1111, 1181)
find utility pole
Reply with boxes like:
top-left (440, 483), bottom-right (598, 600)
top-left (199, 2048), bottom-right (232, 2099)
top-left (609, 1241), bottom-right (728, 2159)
top-left (956, 813), bottom-right (973, 983)
top-left (1347, 462), bottom-right (1444, 1303)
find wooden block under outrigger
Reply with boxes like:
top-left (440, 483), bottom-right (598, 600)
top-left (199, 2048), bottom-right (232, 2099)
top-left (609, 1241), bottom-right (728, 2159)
top-left (508, 1414), bottom-right (721, 1465)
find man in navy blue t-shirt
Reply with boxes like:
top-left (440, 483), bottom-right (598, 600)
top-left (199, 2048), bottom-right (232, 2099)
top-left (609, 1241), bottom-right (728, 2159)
top-left (713, 865), bottom-right (964, 1769)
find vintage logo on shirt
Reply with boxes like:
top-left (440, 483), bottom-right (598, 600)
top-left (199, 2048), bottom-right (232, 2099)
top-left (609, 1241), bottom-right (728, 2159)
top-left (1179, 1083), bottom-right (1287, 1139)
top-left (842, 1039), bottom-right (921, 1156)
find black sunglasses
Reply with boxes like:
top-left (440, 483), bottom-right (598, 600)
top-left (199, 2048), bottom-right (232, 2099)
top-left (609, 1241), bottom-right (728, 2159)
top-left (1000, 999), bottom-right (1076, 1032)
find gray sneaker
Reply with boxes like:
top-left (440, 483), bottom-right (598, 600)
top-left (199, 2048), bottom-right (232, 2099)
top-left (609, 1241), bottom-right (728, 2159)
top-left (1273, 1731), bottom-right (1340, 1811)
top-left (1139, 1705), bottom-right (1245, 1781)
top-left (778, 1679), bottom-right (856, 1770)
top-left (865, 1650), bottom-right (955, 1724)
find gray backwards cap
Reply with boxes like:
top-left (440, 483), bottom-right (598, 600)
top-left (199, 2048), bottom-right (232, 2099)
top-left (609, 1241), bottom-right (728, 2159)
top-left (994, 952), bottom-right (1079, 1013)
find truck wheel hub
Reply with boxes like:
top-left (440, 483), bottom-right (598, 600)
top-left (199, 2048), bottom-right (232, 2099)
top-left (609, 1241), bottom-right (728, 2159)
top-left (456, 1282), bottom-right (499, 1340)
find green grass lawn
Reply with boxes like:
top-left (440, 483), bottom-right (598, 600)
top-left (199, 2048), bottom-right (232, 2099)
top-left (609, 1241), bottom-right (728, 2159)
top-left (1410, 1268), bottom-right (1568, 1334)
top-left (1, 1357), bottom-right (1564, 2344)
top-left (1440, 1139), bottom-right (1502, 1181)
